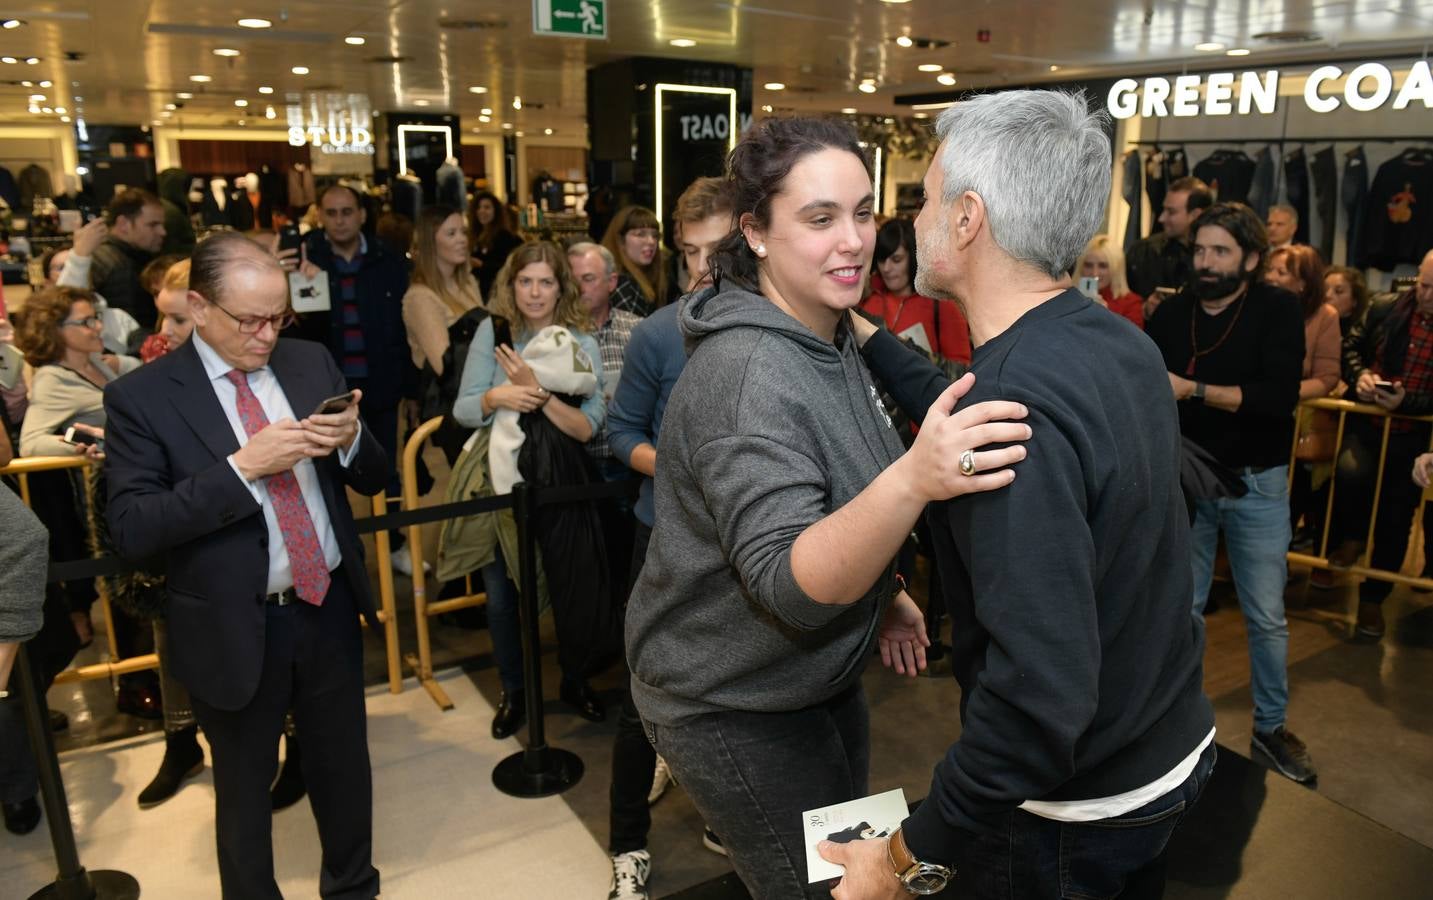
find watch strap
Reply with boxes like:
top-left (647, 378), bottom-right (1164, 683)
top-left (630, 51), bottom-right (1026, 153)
top-left (888, 826), bottom-right (916, 877)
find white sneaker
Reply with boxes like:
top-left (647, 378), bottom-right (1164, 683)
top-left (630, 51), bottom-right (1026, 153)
top-left (390, 545), bottom-right (429, 577)
top-left (648, 755), bottom-right (674, 806)
top-left (608, 849), bottom-right (651, 900)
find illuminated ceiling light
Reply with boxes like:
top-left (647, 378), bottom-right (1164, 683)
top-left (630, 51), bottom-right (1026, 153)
top-left (763, 82), bottom-right (785, 90)
top-left (177, 91), bottom-right (194, 99)
top-left (544, 127), bottom-right (553, 135)
top-left (913, 112), bottom-right (929, 119)
top-left (291, 66), bottom-right (309, 75)
top-left (1194, 42), bottom-right (1226, 52)
top-left (27, 105), bottom-right (38, 113)
top-left (38, 79), bottom-right (50, 87)
top-left (265, 105), bottom-right (276, 119)
top-left (54, 106), bottom-right (65, 114)
top-left (213, 48), bottom-right (241, 57)
top-left (165, 103), bottom-right (177, 110)
top-left (237, 17), bottom-right (272, 28)
top-left (468, 85), bottom-right (488, 94)
top-left (936, 72), bottom-right (957, 85)
top-left (234, 98), bottom-right (248, 107)
top-left (28, 93), bottom-right (44, 100)
top-left (858, 81), bottom-right (877, 93)
top-left (895, 35), bottom-right (914, 48)
top-left (1, 57), bottom-right (17, 65)
top-left (258, 85), bottom-right (273, 94)
top-left (478, 114), bottom-right (491, 122)
top-left (669, 38), bottom-right (696, 48)
top-left (20, 80), bottom-right (31, 87)
top-left (1226, 48), bottom-right (1251, 56)
top-left (24, 57), bottom-right (38, 64)
top-left (918, 63), bottom-right (943, 72)
top-left (840, 106), bottom-right (857, 113)
top-left (60, 115), bottom-right (70, 122)
top-left (480, 107), bottom-right (492, 114)
top-left (879, 0), bottom-right (911, 4)
top-left (41, 106), bottom-right (51, 113)
top-left (512, 95), bottom-right (522, 109)
top-left (502, 122), bottom-right (513, 129)
top-left (161, 110), bottom-right (172, 117)
top-left (514, 130), bottom-right (524, 137)
top-left (345, 36), bottom-right (366, 45)
top-left (760, 104), bottom-right (774, 112)
top-left (414, 99), bottom-right (430, 106)
top-left (190, 74), bottom-right (212, 82)
top-left (1, 18), bottom-right (24, 29)
top-left (1049, 65), bottom-right (1061, 71)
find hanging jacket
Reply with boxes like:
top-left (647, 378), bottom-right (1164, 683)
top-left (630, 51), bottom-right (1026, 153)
top-left (1361, 149), bottom-right (1433, 271)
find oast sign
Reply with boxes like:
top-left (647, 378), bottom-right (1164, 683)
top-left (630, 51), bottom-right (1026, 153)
top-left (1107, 60), bottom-right (1433, 119)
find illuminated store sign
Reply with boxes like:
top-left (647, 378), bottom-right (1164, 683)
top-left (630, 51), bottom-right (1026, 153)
top-left (286, 93), bottom-right (375, 154)
top-left (1107, 60), bottom-right (1433, 119)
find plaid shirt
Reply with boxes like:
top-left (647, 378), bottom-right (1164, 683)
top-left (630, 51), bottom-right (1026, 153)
top-left (586, 307), bottom-right (642, 459)
top-left (1384, 310), bottom-right (1433, 433)
top-left (611, 274), bottom-right (654, 318)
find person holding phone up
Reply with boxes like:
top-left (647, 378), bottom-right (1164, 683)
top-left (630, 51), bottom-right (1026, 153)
top-left (1326, 249), bottom-right (1433, 640)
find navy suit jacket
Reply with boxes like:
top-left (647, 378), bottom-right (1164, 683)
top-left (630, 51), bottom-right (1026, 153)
top-left (102, 337), bottom-right (387, 711)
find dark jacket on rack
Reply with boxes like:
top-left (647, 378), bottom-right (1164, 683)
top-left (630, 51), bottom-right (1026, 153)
top-left (18, 163), bottom-right (54, 208)
top-left (1342, 290), bottom-right (1433, 417)
top-left (1192, 149), bottom-right (1256, 206)
top-left (0, 165), bottom-right (18, 209)
top-left (1361, 149), bottom-right (1433, 271)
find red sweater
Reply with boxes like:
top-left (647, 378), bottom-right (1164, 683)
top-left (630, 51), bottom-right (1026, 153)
top-left (1100, 286), bottom-right (1145, 329)
top-left (862, 279), bottom-right (972, 364)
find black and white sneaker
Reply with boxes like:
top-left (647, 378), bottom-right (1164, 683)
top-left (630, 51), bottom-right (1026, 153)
top-left (608, 849), bottom-right (651, 900)
top-left (1252, 726), bottom-right (1317, 784)
top-left (702, 827), bottom-right (728, 857)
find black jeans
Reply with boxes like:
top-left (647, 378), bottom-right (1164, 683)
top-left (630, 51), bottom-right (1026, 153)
top-left (957, 741), bottom-right (1216, 899)
top-left (646, 683), bottom-right (870, 900)
top-left (1331, 423), bottom-right (1429, 604)
top-left (610, 519), bottom-right (655, 854)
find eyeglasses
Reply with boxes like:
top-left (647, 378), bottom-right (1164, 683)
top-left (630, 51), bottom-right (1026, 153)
top-left (60, 315), bottom-right (103, 329)
top-left (209, 300), bottom-right (296, 335)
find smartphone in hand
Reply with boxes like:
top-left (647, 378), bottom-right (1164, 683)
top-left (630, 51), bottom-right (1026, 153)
top-left (313, 391), bottom-right (357, 416)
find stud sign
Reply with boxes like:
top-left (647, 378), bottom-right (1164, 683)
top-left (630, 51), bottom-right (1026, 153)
top-left (1107, 60), bottom-right (1433, 119)
top-left (286, 93), bottom-right (374, 154)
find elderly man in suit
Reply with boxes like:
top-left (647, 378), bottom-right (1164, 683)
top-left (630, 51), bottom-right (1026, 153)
top-left (103, 231), bottom-right (386, 899)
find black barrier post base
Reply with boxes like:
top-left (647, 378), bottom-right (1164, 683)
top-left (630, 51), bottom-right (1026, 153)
top-left (491, 482), bottom-right (585, 799)
top-left (492, 746), bottom-right (584, 798)
top-left (17, 645), bottom-right (141, 900)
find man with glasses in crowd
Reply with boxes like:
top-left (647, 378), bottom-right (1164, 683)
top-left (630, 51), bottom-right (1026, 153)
top-left (103, 231), bottom-right (387, 899)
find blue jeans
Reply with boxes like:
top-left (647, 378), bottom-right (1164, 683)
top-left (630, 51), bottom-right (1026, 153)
top-left (645, 683), bottom-right (869, 900)
top-left (1190, 466), bottom-right (1290, 733)
top-left (958, 741), bottom-right (1216, 899)
top-left (481, 546), bottom-right (524, 695)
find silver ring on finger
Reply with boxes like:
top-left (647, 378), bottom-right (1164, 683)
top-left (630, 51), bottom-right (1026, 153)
top-left (959, 448), bottom-right (977, 477)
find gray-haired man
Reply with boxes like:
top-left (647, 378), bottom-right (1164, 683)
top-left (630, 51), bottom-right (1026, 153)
top-left (824, 90), bottom-right (1215, 899)
top-left (569, 241), bottom-right (644, 481)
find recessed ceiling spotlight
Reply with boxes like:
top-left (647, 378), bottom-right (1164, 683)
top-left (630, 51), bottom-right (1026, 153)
top-left (190, 74), bottom-right (212, 82)
top-left (38, 80), bottom-right (50, 87)
top-left (1194, 42), bottom-right (1226, 52)
top-left (28, 93), bottom-right (44, 101)
top-left (512, 95), bottom-right (522, 109)
top-left (213, 48), bottom-right (241, 57)
top-left (1226, 48), bottom-right (1251, 56)
top-left (258, 85), bottom-right (273, 94)
top-left (544, 127), bottom-right (553, 135)
top-left (761, 104), bottom-right (774, 112)
top-left (60, 115), bottom-right (70, 122)
top-left (164, 103), bottom-right (177, 110)
top-left (469, 85), bottom-right (488, 94)
top-left (291, 66), bottom-right (309, 75)
top-left (936, 72), bottom-right (957, 86)
top-left (237, 17), bottom-right (272, 28)
top-left (669, 38), bottom-right (696, 48)
top-left (234, 99), bottom-right (248, 107)
top-left (917, 64), bottom-right (943, 72)
top-left (764, 82), bottom-right (786, 90)
top-left (414, 99), bottom-right (430, 106)
top-left (177, 91), bottom-right (194, 99)
top-left (20, 80), bottom-right (31, 87)
top-left (41, 106), bottom-right (51, 113)
top-left (895, 35), bottom-right (914, 48)
top-left (2, 18), bottom-right (24, 29)
top-left (1, 57), bottom-right (16, 64)
top-left (24, 57), bottom-right (39, 64)
top-left (480, 107), bottom-right (492, 115)
top-left (265, 105), bottom-right (276, 118)
top-left (27, 105), bottom-right (39, 113)
top-left (1049, 64), bottom-right (1061, 71)
top-left (858, 81), bottom-right (877, 94)
top-left (879, 0), bottom-right (911, 4)
top-left (840, 107), bottom-right (857, 114)
top-left (161, 110), bottom-right (172, 117)
top-left (515, 130), bottom-right (524, 137)
top-left (502, 122), bottom-right (513, 129)
top-left (54, 106), bottom-right (64, 114)
top-left (478, 115), bottom-right (491, 122)
top-left (345, 36), bottom-right (366, 45)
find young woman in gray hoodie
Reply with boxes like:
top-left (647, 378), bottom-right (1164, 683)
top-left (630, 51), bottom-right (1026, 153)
top-left (624, 117), bottom-right (1031, 899)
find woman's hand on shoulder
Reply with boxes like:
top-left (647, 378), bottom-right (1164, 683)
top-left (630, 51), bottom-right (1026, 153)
top-left (900, 373), bottom-right (1031, 501)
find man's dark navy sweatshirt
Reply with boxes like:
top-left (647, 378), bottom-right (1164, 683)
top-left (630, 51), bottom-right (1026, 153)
top-left (860, 289), bottom-right (1214, 867)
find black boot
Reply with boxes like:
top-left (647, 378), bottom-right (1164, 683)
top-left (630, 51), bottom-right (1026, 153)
top-left (492, 690), bottom-right (526, 739)
top-left (137, 725), bottom-right (205, 809)
top-left (270, 732), bottom-right (307, 811)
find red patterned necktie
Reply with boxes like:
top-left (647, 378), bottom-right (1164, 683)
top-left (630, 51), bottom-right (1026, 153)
top-left (225, 369), bottom-right (330, 606)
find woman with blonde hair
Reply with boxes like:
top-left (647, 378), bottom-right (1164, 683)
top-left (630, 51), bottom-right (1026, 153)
top-left (453, 241), bottom-right (610, 738)
top-left (1076, 234), bottom-right (1144, 328)
top-left (601, 205), bottom-right (669, 316)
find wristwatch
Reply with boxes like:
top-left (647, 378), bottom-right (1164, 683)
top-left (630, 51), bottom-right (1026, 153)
top-left (1191, 381), bottom-right (1207, 402)
top-left (887, 826), bottom-right (955, 895)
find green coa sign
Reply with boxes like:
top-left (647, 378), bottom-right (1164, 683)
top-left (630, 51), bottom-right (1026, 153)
top-left (533, 0), bottom-right (607, 39)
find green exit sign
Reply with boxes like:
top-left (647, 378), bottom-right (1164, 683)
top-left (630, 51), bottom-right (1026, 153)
top-left (533, 0), bottom-right (607, 39)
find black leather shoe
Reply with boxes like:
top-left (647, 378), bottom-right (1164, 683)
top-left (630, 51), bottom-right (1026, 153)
top-left (492, 691), bottom-right (526, 739)
top-left (560, 680), bottom-right (606, 723)
top-left (270, 733), bottom-right (307, 811)
top-left (138, 727), bottom-right (205, 809)
top-left (3, 796), bottom-right (41, 835)
top-left (49, 709), bottom-right (69, 732)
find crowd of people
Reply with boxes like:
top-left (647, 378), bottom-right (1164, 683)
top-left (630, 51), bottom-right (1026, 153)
top-left (0, 88), bottom-right (1431, 900)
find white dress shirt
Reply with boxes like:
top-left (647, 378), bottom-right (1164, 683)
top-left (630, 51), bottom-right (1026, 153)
top-left (192, 330), bottom-right (359, 595)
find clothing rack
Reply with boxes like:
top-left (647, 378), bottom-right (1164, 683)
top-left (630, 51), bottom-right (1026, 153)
top-left (1127, 136), bottom-right (1433, 146)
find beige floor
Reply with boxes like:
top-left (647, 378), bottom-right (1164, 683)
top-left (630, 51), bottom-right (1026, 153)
top-left (4, 669), bottom-right (613, 899)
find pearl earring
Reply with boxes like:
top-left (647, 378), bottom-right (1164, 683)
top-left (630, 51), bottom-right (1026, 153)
top-left (755, 243), bottom-right (766, 256)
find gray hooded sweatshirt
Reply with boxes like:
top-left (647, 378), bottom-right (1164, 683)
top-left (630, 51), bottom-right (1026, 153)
top-left (626, 285), bottom-right (907, 726)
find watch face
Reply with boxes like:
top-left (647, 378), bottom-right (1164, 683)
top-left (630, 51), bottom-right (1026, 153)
top-left (909, 871), bottom-right (949, 894)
